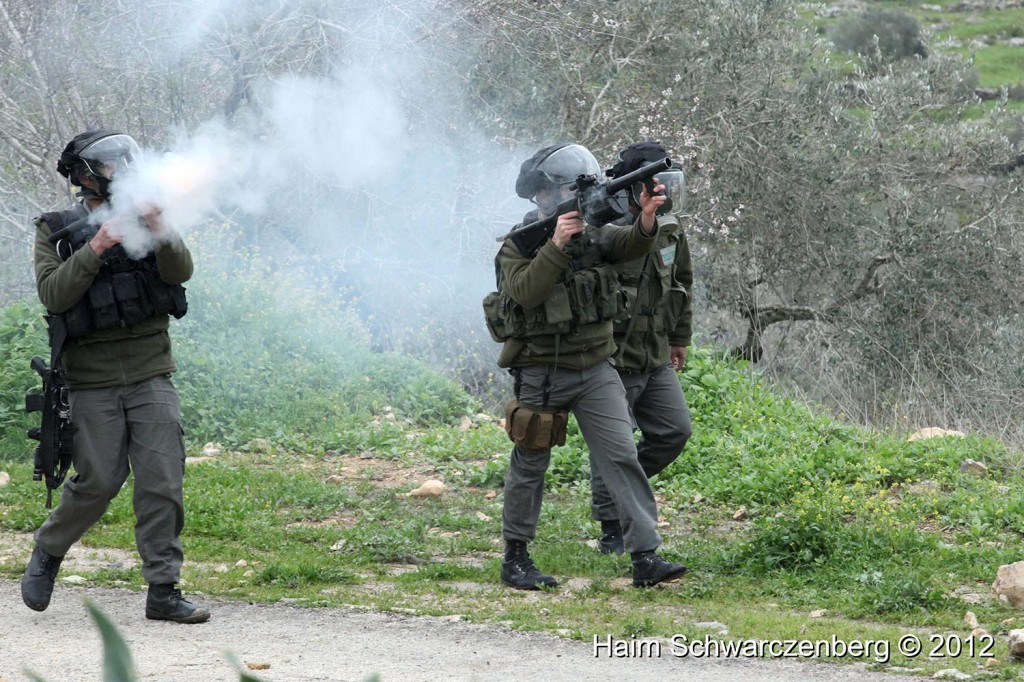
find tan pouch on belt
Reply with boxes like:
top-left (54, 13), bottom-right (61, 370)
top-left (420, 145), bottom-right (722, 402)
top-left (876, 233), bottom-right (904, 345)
top-left (503, 400), bottom-right (569, 450)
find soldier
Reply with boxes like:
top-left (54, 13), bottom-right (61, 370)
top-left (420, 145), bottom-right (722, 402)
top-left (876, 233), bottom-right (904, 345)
top-left (483, 143), bottom-right (687, 589)
top-left (590, 141), bottom-right (694, 555)
top-left (21, 130), bottom-right (209, 623)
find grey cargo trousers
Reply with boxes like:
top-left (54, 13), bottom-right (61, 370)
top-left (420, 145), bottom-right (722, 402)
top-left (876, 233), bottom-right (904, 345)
top-left (590, 363), bottom-right (692, 522)
top-left (34, 375), bottom-right (186, 585)
top-left (502, 360), bottom-right (662, 554)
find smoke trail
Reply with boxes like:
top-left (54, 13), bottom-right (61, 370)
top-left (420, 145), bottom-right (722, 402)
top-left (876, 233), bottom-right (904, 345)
top-left (77, 0), bottom-right (540, 371)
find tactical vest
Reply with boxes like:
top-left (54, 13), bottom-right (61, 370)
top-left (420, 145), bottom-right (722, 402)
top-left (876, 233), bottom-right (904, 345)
top-left (613, 214), bottom-right (688, 336)
top-left (41, 207), bottom-right (188, 339)
top-left (483, 231), bottom-right (624, 344)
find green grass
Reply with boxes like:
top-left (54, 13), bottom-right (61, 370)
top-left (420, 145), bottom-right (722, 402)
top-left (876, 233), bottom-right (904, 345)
top-left (4, 340), bottom-right (1024, 674)
top-left (817, 1), bottom-right (1024, 90)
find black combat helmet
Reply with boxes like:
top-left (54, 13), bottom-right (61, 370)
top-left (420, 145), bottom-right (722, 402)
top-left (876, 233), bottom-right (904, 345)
top-left (515, 143), bottom-right (602, 200)
top-left (57, 130), bottom-right (142, 197)
top-left (607, 140), bottom-right (686, 215)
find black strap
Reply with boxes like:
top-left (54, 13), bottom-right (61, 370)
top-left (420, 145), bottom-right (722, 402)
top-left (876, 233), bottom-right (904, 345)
top-left (47, 313), bottom-right (68, 372)
top-left (614, 252), bottom-right (653, 365)
top-left (44, 314), bottom-right (71, 508)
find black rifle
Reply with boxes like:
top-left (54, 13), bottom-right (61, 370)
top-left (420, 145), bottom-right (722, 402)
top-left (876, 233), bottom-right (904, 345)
top-left (25, 314), bottom-right (75, 508)
top-left (500, 157), bottom-right (672, 257)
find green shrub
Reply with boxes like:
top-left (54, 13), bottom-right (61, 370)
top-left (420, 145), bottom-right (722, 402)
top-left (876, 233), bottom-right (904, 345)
top-left (167, 221), bottom-right (478, 447)
top-left (735, 486), bottom-right (845, 572)
top-left (829, 8), bottom-right (927, 62)
top-left (853, 569), bottom-right (953, 616)
top-left (0, 300), bottom-right (47, 460)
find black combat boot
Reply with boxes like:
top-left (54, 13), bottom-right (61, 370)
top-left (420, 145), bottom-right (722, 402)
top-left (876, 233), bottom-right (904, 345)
top-left (597, 519), bottom-right (624, 555)
top-left (21, 545), bottom-right (64, 612)
top-left (500, 540), bottom-right (558, 590)
top-left (145, 583), bottom-right (211, 624)
top-left (631, 550), bottom-right (687, 588)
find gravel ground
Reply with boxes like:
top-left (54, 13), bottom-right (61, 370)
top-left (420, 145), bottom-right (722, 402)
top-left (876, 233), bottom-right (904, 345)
top-left (0, 578), bottom-right (926, 682)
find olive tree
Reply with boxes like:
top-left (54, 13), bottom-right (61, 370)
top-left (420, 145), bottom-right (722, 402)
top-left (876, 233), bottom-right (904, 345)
top-left (450, 0), bottom-right (1024, 439)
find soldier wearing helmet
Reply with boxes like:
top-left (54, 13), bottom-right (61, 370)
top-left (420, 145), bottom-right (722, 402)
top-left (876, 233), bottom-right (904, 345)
top-left (483, 142), bottom-right (687, 590)
top-left (21, 130), bottom-right (209, 624)
top-left (589, 141), bottom-right (695, 556)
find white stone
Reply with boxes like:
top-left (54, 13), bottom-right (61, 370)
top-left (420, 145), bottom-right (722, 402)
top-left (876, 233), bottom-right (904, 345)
top-left (908, 427), bottom-right (965, 442)
top-left (959, 459), bottom-right (988, 476)
top-left (993, 562), bottom-right (1024, 608)
top-left (408, 479), bottom-right (447, 498)
top-left (1009, 629), bottom-right (1024, 659)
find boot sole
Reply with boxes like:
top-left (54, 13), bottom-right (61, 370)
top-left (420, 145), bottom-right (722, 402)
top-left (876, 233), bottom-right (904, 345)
top-left (633, 566), bottom-right (687, 588)
top-left (501, 580), bottom-right (541, 591)
top-left (146, 609), bottom-right (211, 624)
top-left (22, 579), bottom-right (54, 612)
top-left (500, 578), bottom-right (559, 591)
top-left (22, 596), bottom-right (51, 612)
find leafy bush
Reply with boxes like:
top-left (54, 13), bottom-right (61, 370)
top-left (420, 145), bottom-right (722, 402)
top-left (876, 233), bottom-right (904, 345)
top-left (168, 221), bottom-right (479, 448)
top-left (853, 569), bottom-right (953, 616)
top-left (0, 301), bottom-right (47, 459)
top-left (736, 488), bottom-right (844, 572)
top-left (829, 8), bottom-right (927, 62)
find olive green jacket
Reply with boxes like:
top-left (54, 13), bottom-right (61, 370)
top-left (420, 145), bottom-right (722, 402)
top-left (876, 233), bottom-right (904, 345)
top-left (612, 213), bottom-right (693, 373)
top-left (496, 216), bottom-right (658, 369)
top-left (34, 212), bottom-right (194, 389)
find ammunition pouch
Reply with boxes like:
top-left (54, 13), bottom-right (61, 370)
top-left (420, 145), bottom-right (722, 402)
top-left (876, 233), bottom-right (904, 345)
top-left (40, 208), bottom-right (188, 338)
top-left (482, 262), bottom-right (623, 344)
top-left (482, 291), bottom-right (513, 343)
top-left (503, 400), bottom-right (569, 450)
top-left (61, 264), bottom-right (187, 338)
top-left (662, 286), bottom-right (689, 331)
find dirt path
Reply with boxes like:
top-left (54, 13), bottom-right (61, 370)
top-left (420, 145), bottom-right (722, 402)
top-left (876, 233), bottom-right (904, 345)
top-left (0, 578), bottom-right (927, 682)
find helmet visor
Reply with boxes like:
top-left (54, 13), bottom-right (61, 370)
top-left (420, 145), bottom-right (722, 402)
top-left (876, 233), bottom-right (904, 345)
top-left (535, 144), bottom-right (601, 186)
top-left (78, 134), bottom-right (142, 179)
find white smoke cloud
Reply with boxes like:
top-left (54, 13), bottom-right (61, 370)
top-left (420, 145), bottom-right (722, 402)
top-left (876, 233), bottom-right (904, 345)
top-left (93, 121), bottom-right (257, 258)
top-left (265, 71), bottom-right (407, 189)
top-left (84, 0), bottom-right (536, 334)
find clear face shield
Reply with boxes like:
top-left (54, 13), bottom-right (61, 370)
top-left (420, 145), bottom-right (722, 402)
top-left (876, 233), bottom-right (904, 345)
top-left (535, 144), bottom-right (602, 186)
top-left (77, 134), bottom-right (142, 180)
top-left (632, 167), bottom-right (686, 215)
top-left (530, 144), bottom-right (602, 217)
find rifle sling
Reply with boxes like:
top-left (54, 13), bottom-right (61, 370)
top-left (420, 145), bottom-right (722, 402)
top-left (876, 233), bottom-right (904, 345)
top-left (614, 252), bottom-right (653, 366)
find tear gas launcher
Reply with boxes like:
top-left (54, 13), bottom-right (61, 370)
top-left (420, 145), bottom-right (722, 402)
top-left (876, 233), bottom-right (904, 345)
top-left (499, 157), bottom-right (672, 258)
